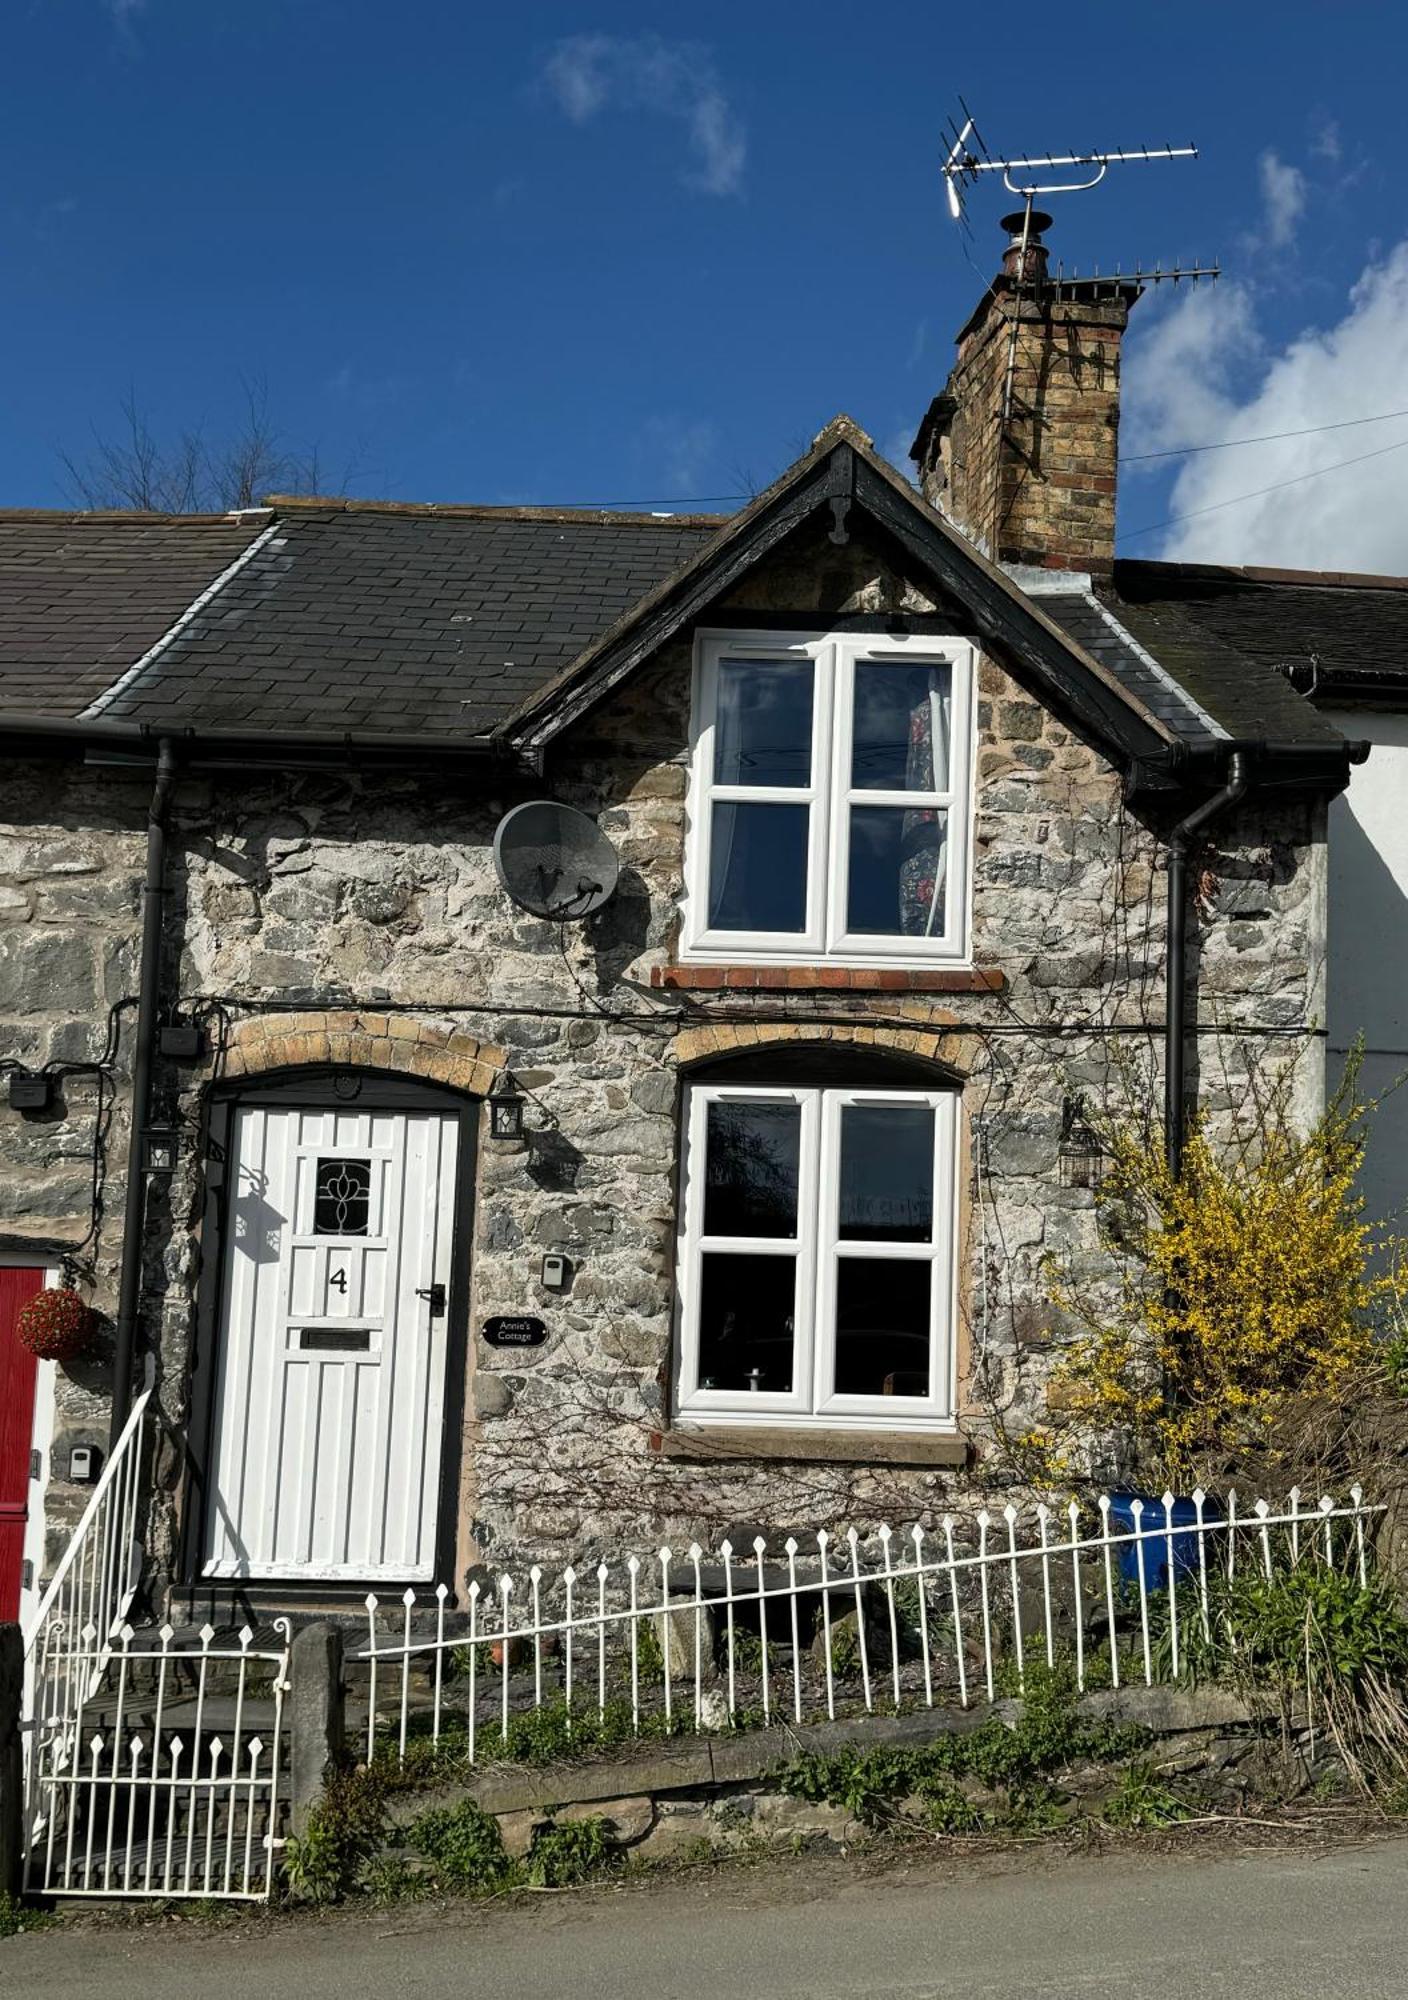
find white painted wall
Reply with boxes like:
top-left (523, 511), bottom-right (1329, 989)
top-left (1323, 709), bottom-right (1408, 1235)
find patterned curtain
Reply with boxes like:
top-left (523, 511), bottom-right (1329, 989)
top-left (898, 678), bottom-right (950, 936)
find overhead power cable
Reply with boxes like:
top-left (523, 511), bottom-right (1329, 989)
top-left (1115, 433), bottom-right (1408, 546)
top-left (1121, 406), bottom-right (1408, 464)
top-left (386, 408), bottom-right (1408, 514)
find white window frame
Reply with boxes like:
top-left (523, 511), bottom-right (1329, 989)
top-left (682, 629), bottom-right (976, 968)
top-left (675, 1082), bottom-right (960, 1434)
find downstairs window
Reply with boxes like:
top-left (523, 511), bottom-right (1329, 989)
top-left (674, 1081), bottom-right (960, 1430)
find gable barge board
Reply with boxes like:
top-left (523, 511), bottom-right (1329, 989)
top-left (507, 450), bottom-right (857, 752)
top-left (508, 438), bottom-right (1182, 777)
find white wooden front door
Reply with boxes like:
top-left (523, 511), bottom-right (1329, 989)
top-left (204, 1103), bottom-right (460, 1582)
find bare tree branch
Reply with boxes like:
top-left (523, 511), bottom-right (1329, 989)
top-left (60, 378), bottom-right (335, 512)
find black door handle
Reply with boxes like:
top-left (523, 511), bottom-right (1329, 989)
top-left (416, 1282), bottom-right (447, 1318)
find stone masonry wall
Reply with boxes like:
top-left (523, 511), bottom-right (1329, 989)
top-left (0, 519), bottom-right (1326, 1584)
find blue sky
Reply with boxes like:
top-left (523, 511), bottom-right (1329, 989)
top-left (4, 2), bottom-right (1407, 567)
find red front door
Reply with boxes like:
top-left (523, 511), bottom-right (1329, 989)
top-left (0, 1267), bottom-right (44, 1624)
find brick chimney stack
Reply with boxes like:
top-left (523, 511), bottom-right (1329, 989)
top-left (910, 211), bottom-right (1141, 576)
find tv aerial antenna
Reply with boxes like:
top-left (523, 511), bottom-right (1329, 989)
top-left (940, 101), bottom-right (1215, 427)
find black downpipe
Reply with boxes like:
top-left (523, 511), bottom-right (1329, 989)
top-left (110, 737), bottom-right (178, 1444)
top-left (1164, 749), bottom-right (1250, 1180)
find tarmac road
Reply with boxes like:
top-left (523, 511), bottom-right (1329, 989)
top-left (7, 1831), bottom-right (1408, 1999)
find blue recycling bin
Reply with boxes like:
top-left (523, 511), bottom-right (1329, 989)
top-left (1106, 1491), bottom-right (1217, 1592)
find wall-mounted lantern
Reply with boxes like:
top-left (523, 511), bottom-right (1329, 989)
top-left (1057, 1094), bottom-right (1104, 1190)
top-left (489, 1073), bottom-right (526, 1143)
top-left (143, 1120), bottom-right (181, 1175)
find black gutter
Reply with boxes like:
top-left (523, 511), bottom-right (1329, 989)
top-left (110, 736), bottom-right (177, 1444)
top-left (1164, 748), bottom-right (1250, 1180)
top-left (0, 715), bottom-right (509, 769)
top-left (1295, 663), bottom-right (1408, 706)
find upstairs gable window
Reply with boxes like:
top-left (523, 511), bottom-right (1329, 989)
top-left (684, 630), bottom-right (975, 964)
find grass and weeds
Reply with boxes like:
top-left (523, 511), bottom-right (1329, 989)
top-left (0, 1892), bottom-right (55, 1938)
top-left (1145, 1562), bottom-right (1408, 1797)
top-left (374, 1693), bottom-right (701, 1794)
top-left (406, 1797), bottom-right (515, 1892)
top-left (779, 1659), bottom-right (1154, 1834)
top-left (525, 1817), bottom-right (617, 1888)
top-left (1101, 1763), bottom-right (1193, 1829)
top-left (283, 1765), bottom-right (390, 1905)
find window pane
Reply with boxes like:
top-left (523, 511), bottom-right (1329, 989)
top-left (698, 1252), bottom-right (796, 1393)
top-left (839, 1104), bottom-right (935, 1241)
top-left (851, 661), bottom-right (952, 792)
top-left (714, 658), bottom-right (814, 787)
top-left (833, 1259), bottom-right (932, 1397)
top-left (704, 1100), bottom-right (801, 1236)
top-left (708, 801), bottom-right (809, 932)
top-left (846, 806), bottom-right (949, 936)
top-left (314, 1158), bottom-right (371, 1236)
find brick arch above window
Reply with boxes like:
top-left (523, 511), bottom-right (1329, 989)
top-left (220, 1012), bottom-right (508, 1096)
top-left (672, 1020), bottom-right (980, 1082)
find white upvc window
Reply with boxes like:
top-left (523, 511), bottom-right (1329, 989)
top-left (675, 1083), bottom-right (960, 1432)
top-left (682, 630), bottom-right (976, 966)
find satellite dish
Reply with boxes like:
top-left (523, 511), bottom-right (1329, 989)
top-left (493, 800), bottom-right (620, 920)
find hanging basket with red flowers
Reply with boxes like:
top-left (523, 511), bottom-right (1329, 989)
top-left (16, 1286), bottom-right (97, 1363)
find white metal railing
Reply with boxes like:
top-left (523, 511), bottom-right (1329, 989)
top-left (359, 1485), bottom-right (1376, 1767)
top-left (22, 1388), bottom-right (151, 1754)
top-left (18, 1392), bottom-right (292, 1903)
top-left (23, 1619), bottom-right (292, 1901)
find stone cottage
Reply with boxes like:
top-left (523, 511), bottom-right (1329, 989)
top-left (0, 215), bottom-right (1367, 1624)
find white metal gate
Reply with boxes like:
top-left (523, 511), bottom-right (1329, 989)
top-left (204, 1102), bottom-right (459, 1582)
top-left (21, 1395), bottom-right (292, 1902)
top-left (25, 1620), bottom-right (291, 1901)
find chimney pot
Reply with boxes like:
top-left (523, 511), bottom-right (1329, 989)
top-left (999, 208), bottom-right (1053, 284)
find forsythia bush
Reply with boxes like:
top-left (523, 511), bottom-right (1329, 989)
top-left (1046, 1056), bottom-right (1407, 1486)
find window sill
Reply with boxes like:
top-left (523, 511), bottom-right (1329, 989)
top-left (651, 965), bottom-right (1006, 994)
top-left (649, 1425), bottom-right (971, 1468)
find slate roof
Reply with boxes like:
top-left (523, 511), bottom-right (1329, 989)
top-left (1021, 582), bottom-right (1228, 752)
top-left (0, 512), bottom-right (266, 716)
top-left (1105, 560), bottom-right (1408, 710)
top-left (1020, 566), bottom-right (1368, 755)
top-left (97, 503), bottom-right (724, 734)
top-left (0, 474), bottom-right (1394, 775)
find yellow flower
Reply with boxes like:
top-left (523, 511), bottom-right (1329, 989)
top-left (1041, 1049), bottom-right (1406, 1485)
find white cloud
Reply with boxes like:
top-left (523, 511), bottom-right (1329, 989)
top-left (1122, 280), bottom-right (1262, 458)
top-left (633, 414), bottom-right (719, 495)
top-left (1311, 117), bottom-right (1342, 164)
top-left (542, 35), bottom-right (745, 197)
top-left (1258, 150), bottom-right (1307, 249)
top-left (1122, 243), bottom-right (1408, 570)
